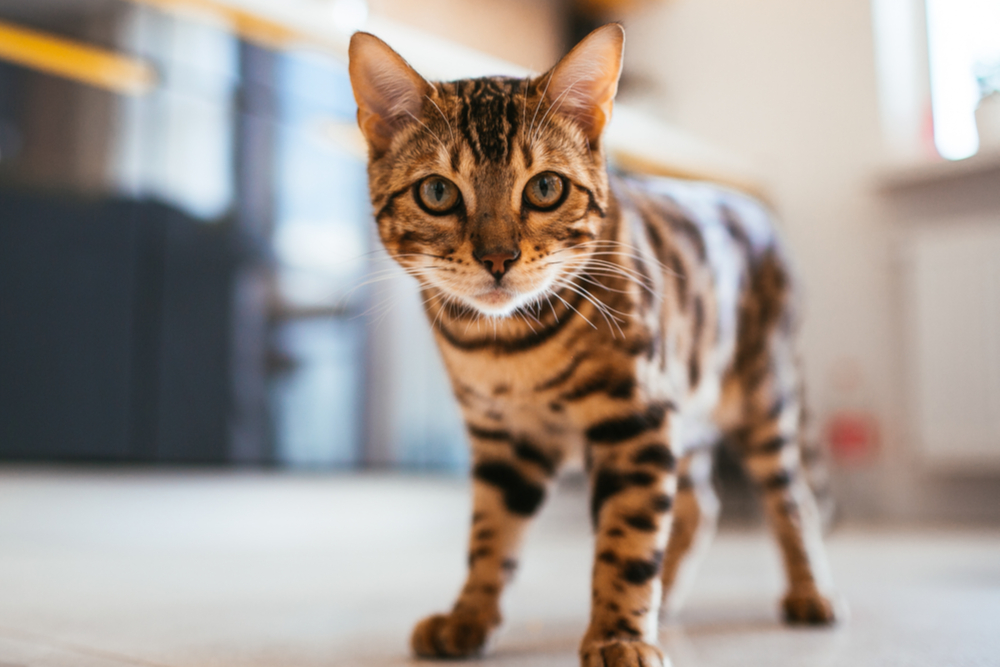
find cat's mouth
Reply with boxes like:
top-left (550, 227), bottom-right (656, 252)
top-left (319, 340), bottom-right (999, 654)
top-left (455, 282), bottom-right (538, 317)
top-left (470, 286), bottom-right (518, 312)
top-left (430, 268), bottom-right (559, 318)
top-left (460, 276), bottom-right (554, 317)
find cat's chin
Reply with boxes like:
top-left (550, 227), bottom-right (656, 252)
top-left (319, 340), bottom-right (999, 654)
top-left (465, 288), bottom-right (521, 317)
top-left (461, 286), bottom-right (540, 318)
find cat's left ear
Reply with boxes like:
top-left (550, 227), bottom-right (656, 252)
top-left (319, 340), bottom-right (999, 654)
top-left (349, 32), bottom-right (432, 155)
top-left (540, 23), bottom-right (624, 144)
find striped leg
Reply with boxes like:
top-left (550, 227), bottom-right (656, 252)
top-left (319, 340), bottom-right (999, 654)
top-left (659, 449), bottom-right (719, 619)
top-left (411, 428), bottom-right (559, 657)
top-left (738, 384), bottom-right (838, 625)
top-left (579, 402), bottom-right (676, 667)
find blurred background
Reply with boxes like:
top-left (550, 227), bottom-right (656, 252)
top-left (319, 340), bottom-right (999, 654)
top-left (1, 2), bottom-right (1000, 666)
top-left (1, 0), bottom-right (999, 522)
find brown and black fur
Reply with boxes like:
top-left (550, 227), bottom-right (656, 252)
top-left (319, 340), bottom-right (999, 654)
top-left (349, 24), bottom-right (839, 667)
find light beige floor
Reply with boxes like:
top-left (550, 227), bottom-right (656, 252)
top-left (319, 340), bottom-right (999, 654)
top-left (0, 469), bottom-right (998, 667)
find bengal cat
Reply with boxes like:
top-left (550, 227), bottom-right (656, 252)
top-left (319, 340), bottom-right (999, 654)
top-left (348, 23), bottom-right (839, 667)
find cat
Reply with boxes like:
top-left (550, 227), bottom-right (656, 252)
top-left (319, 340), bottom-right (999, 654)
top-left (348, 23), bottom-right (839, 667)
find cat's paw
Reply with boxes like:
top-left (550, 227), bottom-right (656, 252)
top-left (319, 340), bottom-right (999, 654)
top-left (781, 589), bottom-right (839, 625)
top-left (411, 611), bottom-right (493, 658)
top-left (580, 639), bottom-right (669, 667)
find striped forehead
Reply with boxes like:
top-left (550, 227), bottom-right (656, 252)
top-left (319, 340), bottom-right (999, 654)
top-left (436, 77), bottom-right (528, 164)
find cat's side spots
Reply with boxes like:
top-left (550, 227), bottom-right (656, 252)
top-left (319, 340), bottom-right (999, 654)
top-left (472, 460), bottom-right (547, 516)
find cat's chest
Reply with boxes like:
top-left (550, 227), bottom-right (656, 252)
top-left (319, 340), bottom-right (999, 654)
top-left (445, 347), bottom-right (564, 411)
top-left (442, 345), bottom-right (584, 440)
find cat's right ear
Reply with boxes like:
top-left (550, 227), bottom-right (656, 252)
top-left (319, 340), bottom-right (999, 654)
top-left (348, 32), bottom-right (431, 155)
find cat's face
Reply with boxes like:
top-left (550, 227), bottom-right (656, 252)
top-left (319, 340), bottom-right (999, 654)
top-left (349, 26), bottom-right (624, 317)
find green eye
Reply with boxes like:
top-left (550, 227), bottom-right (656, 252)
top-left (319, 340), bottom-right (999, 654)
top-left (524, 172), bottom-right (566, 210)
top-left (417, 176), bottom-right (460, 214)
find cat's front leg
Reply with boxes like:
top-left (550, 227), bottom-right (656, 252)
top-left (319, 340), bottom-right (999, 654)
top-left (579, 402), bottom-right (677, 667)
top-left (411, 427), bottom-right (560, 658)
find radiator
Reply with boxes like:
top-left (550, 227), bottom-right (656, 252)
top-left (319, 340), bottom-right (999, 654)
top-left (902, 221), bottom-right (1000, 469)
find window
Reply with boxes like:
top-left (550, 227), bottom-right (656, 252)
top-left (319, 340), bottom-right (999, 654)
top-left (925, 0), bottom-right (1000, 160)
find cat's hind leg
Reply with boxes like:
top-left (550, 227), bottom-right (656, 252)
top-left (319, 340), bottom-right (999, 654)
top-left (658, 448), bottom-right (719, 619)
top-left (734, 375), bottom-right (839, 625)
top-left (725, 247), bottom-right (840, 625)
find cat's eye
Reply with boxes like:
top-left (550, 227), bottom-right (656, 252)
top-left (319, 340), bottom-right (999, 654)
top-left (417, 176), bottom-right (461, 214)
top-left (523, 172), bottom-right (567, 211)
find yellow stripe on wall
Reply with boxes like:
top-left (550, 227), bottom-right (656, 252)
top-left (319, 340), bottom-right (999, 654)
top-left (0, 20), bottom-right (157, 95)
top-left (129, 0), bottom-right (304, 51)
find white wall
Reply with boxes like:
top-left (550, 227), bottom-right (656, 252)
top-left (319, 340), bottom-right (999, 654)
top-left (624, 0), bottom-right (898, 517)
top-left (362, 0), bottom-right (903, 510)
top-left (361, 0), bottom-right (1000, 520)
top-left (367, 0), bottom-right (562, 71)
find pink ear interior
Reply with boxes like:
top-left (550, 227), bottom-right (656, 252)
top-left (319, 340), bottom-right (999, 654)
top-left (542, 24), bottom-right (625, 144)
top-left (348, 32), bottom-right (430, 154)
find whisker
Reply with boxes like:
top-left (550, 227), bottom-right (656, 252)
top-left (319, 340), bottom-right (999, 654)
top-left (545, 257), bottom-right (658, 296)
top-left (570, 279), bottom-right (631, 321)
top-left (425, 94), bottom-right (455, 145)
top-left (546, 294), bottom-right (560, 322)
top-left (569, 256), bottom-right (660, 284)
top-left (361, 289), bottom-right (401, 333)
top-left (339, 264), bottom-right (447, 308)
top-left (577, 260), bottom-right (657, 287)
top-left (400, 108), bottom-right (447, 151)
top-left (554, 278), bottom-right (626, 339)
top-left (463, 300), bottom-right (487, 336)
top-left (519, 306), bottom-right (543, 326)
top-left (559, 239), bottom-right (678, 277)
top-left (574, 273), bottom-right (637, 296)
top-left (516, 311), bottom-right (538, 335)
top-left (527, 71), bottom-right (556, 147)
top-left (548, 285), bottom-right (597, 331)
top-left (532, 75), bottom-right (585, 145)
top-left (429, 293), bottom-right (451, 331)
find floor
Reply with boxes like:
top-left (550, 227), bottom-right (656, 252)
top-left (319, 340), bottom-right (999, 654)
top-left (0, 469), bottom-right (998, 667)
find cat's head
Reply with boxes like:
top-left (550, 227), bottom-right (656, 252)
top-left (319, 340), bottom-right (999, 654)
top-left (348, 25), bottom-right (624, 317)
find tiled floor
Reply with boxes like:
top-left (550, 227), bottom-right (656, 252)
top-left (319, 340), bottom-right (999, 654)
top-left (1, 468), bottom-right (998, 667)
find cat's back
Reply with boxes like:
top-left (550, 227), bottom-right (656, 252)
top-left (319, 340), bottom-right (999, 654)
top-left (613, 172), bottom-right (795, 329)
top-left (614, 172), bottom-right (783, 271)
top-left (610, 172), bottom-right (799, 425)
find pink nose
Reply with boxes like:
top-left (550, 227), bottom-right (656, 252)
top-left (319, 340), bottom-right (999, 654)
top-left (477, 249), bottom-right (520, 278)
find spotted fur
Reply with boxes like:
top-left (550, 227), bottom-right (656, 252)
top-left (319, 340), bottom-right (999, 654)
top-left (349, 24), bottom-right (839, 667)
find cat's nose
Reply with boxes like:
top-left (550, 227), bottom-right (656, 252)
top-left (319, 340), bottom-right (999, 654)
top-left (475, 248), bottom-right (521, 279)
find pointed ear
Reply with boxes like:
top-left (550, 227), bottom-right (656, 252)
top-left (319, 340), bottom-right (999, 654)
top-left (348, 32), bottom-right (431, 155)
top-left (541, 23), bottom-right (624, 144)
